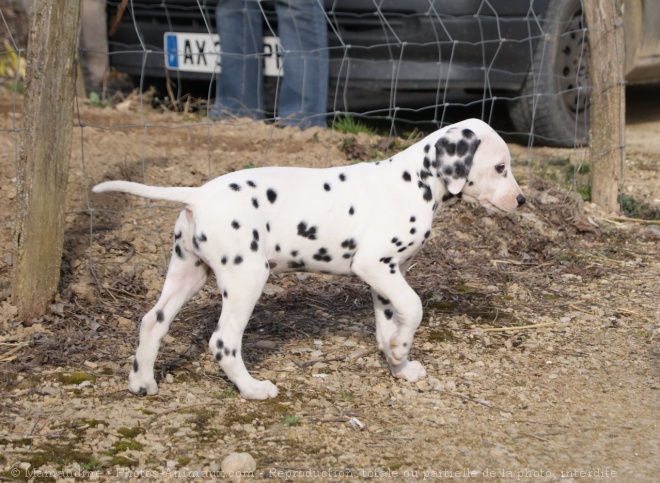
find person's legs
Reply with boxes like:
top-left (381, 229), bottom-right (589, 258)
top-left (80, 0), bottom-right (109, 96)
top-left (211, 0), bottom-right (264, 119)
top-left (275, 0), bottom-right (328, 128)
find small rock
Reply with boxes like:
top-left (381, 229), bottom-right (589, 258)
top-left (221, 452), bottom-right (256, 475)
top-left (19, 462), bottom-right (31, 470)
top-left (165, 373), bottom-right (174, 383)
top-left (255, 340), bottom-right (277, 349)
top-left (39, 386), bottom-right (61, 396)
top-left (83, 360), bottom-right (98, 369)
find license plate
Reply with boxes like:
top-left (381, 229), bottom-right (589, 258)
top-left (164, 32), bottom-right (283, 76)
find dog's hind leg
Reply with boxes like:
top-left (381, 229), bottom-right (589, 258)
top-left (208, 257), bottom-right (278, 400)
top-left (129, 221), bottom-right (209, 396)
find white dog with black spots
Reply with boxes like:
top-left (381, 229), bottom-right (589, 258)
top-left (93, 118), bottom-right (526, 400)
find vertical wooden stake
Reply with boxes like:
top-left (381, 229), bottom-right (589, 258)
top-left (12, 0), bottom-right (82, 319)
top-left (583, 0), bottom-right (625, 213)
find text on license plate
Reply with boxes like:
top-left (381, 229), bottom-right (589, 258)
top-left (164, 32), bottom-right (282, 76)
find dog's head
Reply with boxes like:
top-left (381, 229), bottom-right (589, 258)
top-left (435, 119), bottom-right (525, 213)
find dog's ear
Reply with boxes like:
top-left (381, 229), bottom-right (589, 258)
top-left (435, 129), bottom-right (481, 195)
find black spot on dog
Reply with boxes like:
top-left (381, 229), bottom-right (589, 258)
top-left (288, 260), bottom-right (306, 269)
top-left (424, 144), bottom-right (430, 153)
top-left (250, 240), bottom-right (258, 252)
top-left (424, 230), bottom-right (431, 239)
top-left (174, 231), bottom-right (182, 240)
top-left (215, 352), bottom-right (223, 361)
top-left (341, 238), bottom-right (357, 250)
top-left (192, 236), bottom-right (199, 250)
top-left (380, 257), bottom-right (392, 264)
top-left (420, 170), bottom-right (432, 180)
top-left (195, 258), bottom-right (204, 267)
top-left (442, 192), bottom-right (454, 202)
top-left (224, 347), bottom-right (231, 356)
top-left (402, 171), bottom-right (412, 182)
top-left (323, 183), bottom-right (331, 191)
top-left (343, 253), bottom-right (352, 259)
top-left (457, 139), bottom-right (469, 156)
top-left (223, 290), bottom-right (228, 298)
top-left (313, 248), bottom-right (332, 263)
top-left (454, 161), bottom-right (469, 179)
top-left (410, 228), bottom-right (416, 235)
top-left (291, 250), bottom-right (299, 257)
top-left (389, 263), bottom-right (396, 274)
top-left (175, 244), bottom-right (184, 259)
top-left (253, 229), bottom-right (259, 241)
top-left (231, 220), bottom-right (240, 230)
top-left (232, 349), bottom-right (237, 357)
top-left (423, 157), bottom-right (431, 170)
top-left (156, 310), bottom-right (165, 322)
top-left (133, 359), bottom-right (139, 372)
top-left (247, 180), bottom-right (256, 188)
top-left (198, 233), bottom-right (207, 242)
top-left (384, 309), bottom-right (394, 320)
top-left (266, 188), bottom-right (277, 203)
top-left (217, 339), bottom-right (224, 350)
top-left (468, 180), bottom-right (474, 186)
top-left (221, 256), bottom-right (228, 265)
top-left (462, 128), bottom-right (475, 139)
top-left (391, 237), bottom-right (399, 244)
top-left (410, 216), bottom-right (416, 223)
top-left (423, 186), bottom-right (433, 202)
top-left (266, 223), bottom-right (271, 232)
top-left (252, 197), bottom-right (259, 209)
top-left (349, 206), bottom-right (355, 215)
top-left (234, 255), bottom-right (243, 265)
top-left (229, 183), bottom-right (241, 191)
top-left (339, 173), bottom-right (347, 181)
top-left (377, 295), bottom-right (390, 305)
top-left (398, 246), bottom-right (407, 253)
top-left (297, 222), bottom-right (317, 240)
top-left (275, 244), bottom-right (281, 252)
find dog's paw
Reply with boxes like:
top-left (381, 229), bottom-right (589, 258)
top-left (128, 374), bottom-right (158, 396)
top-left (239, 380), bottom-right (279, 400)
top-left (392, 360), bottom-right (427, 383)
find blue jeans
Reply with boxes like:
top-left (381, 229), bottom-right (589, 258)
top-left (211, 0), bottom-right (328, 128)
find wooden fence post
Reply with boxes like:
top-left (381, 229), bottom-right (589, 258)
top-left (583, 0), bottom-right (625, 213)
top-left (12, 0), bottom-right (81, 319)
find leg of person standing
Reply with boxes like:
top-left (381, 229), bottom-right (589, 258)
top-left (211, 0), bottom-right (264, 119)
top-left (275, 0), bottom-right (328, 128)
top-left (80, 0), bottom-right (109, 96)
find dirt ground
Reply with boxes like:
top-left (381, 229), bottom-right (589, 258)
top-left (0, 82), bottom-right (658, 482)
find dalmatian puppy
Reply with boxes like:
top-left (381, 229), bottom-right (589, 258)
top-left (93, 118), bottom-right (525, 400)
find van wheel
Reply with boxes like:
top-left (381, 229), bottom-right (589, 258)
top-left (508, 0), bottom-right (589, 147)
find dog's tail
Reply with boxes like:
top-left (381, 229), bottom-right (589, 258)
top-left (92, 180), bottom-right (198, 205)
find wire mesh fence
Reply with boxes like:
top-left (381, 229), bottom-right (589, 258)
top-left (0, 0), bottom-right (629, 292)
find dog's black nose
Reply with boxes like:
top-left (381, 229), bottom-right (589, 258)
top-left (516, 194), bottom-right (526, 207)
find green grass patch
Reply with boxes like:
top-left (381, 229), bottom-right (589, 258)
top-left (280, 414), bottom-right (301, 426)
top-left (59, 372), bottom-right (95, 385)
top-left (618, 194), bottom-right (660, 220)
top-left (332, 116), bottom-right (375, 135)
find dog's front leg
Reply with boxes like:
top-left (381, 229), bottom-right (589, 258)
top-left (355, 257), bottom-right (427, 382)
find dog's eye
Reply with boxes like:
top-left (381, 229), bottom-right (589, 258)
top-left (495, 164), bottom-right (506, 174)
